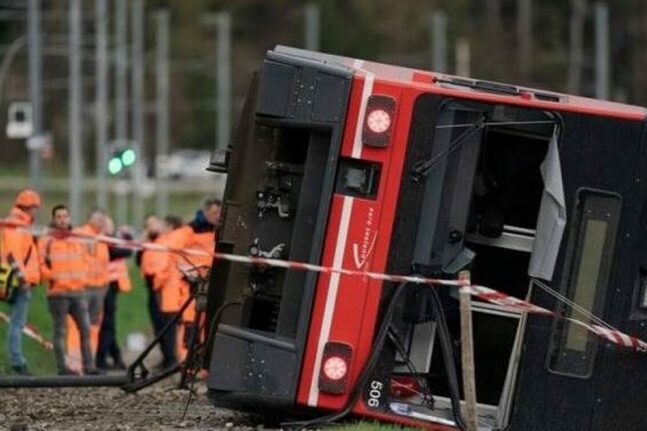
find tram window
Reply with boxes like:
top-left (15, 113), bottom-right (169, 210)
top-left (564, 219), bottom-right (608, 352)
top-left (548, 189), bottom-right (621, 378)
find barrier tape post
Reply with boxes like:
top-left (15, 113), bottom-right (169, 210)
top-left (458, 270), bottom-right (478, 431)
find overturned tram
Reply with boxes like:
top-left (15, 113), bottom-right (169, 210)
top-left (204, 46), bottom-right (647, 430)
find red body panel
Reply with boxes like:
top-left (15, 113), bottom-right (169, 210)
top-left (296, 67), bottom-right (430, 417)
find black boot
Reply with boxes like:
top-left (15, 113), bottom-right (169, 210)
top-left (11, 365), bottom-right (31, 376)
top-left (96, 356), bottom-right (108, 370)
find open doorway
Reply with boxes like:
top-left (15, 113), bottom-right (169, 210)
top-left (385, 98), bottom-right (559, 429)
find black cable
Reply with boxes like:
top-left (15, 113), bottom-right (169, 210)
top-left (387, 328), bottom-right (434, 409)
top-left (281, 282), bottom-right (409, 430)
top-left (427, 285), bottom-right (467, 430)
top-left (181, 315), bottom-right (208, 420)
top-left (181, 300), bottom-right (243, 420)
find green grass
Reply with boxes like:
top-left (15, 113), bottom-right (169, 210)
top-left (0, 263), bottom-right (152, 375)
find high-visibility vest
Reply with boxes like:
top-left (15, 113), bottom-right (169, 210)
top-left (181, 230), bottom-right (216, 323)
top-left (108, 258), bottom-right (132, 293)
top-left (38, 234), bottom-right (87, 295)
top-left (1, 207), bottom-right (40, 285)
top-left (74, 224), bottom-right (109, 287)
top-left (140, 246), bottom-right (166, 278)
top-left (155, 229), bottom-right (188, 313)
top-left (185, 230), bottom-right (215, 268)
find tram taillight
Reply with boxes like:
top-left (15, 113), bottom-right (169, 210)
top-left (362, 95), bottom-right (396, 148)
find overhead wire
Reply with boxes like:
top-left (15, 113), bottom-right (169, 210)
top-left (435, 120), bottom-right (554, 129)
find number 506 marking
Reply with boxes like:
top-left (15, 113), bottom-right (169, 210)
top-left (367, 380), bottom-right (383, 408)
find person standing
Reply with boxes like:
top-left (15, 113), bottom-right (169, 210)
top-left (180, 198), bottom-right (221, 354)
top-left (96, 219), bottom-right (132, 370)
top-left (152, 215), bottom-right (185, 369)
top-left (1, 189), bottom-right (41, 375)
top-left (73, 208), bottom-right (110, 353)
top-left (38, 204), bottom-right (96, 375)
top-left (136, 215), bottom-right (165, 359)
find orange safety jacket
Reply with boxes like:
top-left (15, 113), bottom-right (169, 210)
top-left (74, 224), bottom-right (109, 288)
top-left (186, 230), bottom-right (215, 269)
top-left (140, 245), bottom-right (166, 278)
top-left (108, 258), bottom-right (132, 293)
top-left (180, 229), bottom-right (216, 323)
top-left (38, 233), bottom-right (87, 295)
top-left (1, 207), bottom-right (40, 285)
top-left (154, 228), bottom-right (189, 313)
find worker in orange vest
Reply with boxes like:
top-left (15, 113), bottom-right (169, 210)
top-left (2, 189), bottom-right (41, 375)
top-left (38, 204), bottom-right (97, 375)
top-left (96, 219), bottom-right (132, 370)
top-left (179, 198), bottom-right (221, 354)
top-left (152, 215), bottom-right (186, 369)
top-left (136, 215), bottom-right (165, 359)
top-left (73, 208), bottom-right (110, 353)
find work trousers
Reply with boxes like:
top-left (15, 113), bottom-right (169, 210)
top-left (97, 282), bottom-right (123, 367)
top-left (159, 311), bottom-right (178, 367)
top-left (145, 275), bottom-right (165, 338)
top-left (47, 294), bottom-right (93, 373)
top-left (7, 286), bottom-right (31, 368)
top-left (86, 285), bottom-right (107, 326)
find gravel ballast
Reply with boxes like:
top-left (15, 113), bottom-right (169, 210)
top-left (0, 382), bottom-right (258, 431)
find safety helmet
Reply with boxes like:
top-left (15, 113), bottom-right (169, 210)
top-left (15, 189), bottom-right (42, 208)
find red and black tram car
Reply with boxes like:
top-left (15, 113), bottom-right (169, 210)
top-left (205, 46), bottom-right (647, 431)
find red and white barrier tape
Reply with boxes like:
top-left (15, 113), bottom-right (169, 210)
top-left (0, 310), bottom-right (53, 350)
top-left (2, 221), bottom-right (647, 353)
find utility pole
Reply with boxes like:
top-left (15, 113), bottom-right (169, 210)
top-left (594, 2), bottom-right (609, 99)
top-left (430, 11), bottom-right (447, 73)
top-left (69, 0), bottom-right (83, 223)
top-left (115, 0), bottom-right (128, 224)
top-left (203, 12), bottom-right (232, 156)
top-left (517, 0), bottom-right (532, 82)
top-left (0, 35), bottom-right (26, 106)
top-left (27, 0), bottom-right (43, 191)
top-left (155, 10), bottom-right (170, 216)
top-left (304, 3), bottom-right (320, 51)
top-left (568, 0), bottom-right (586, 94)
top-left (455, 38), bottom-right (471, 77)
top-left (216, 12), bottom-right (232, 156)
top-left (131, 0), bottom-right (145, 225)
top-left (95, 0), bottom-right (108, 209)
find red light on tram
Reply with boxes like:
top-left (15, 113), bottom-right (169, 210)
top-left (366, 108), bottom-right (392, 133)
top-left (362, 95), bottom-right (396, 148)
top-left (319, 341), bottom-right (353, 395)
top-left (323, 356), bottom-right (348, 381)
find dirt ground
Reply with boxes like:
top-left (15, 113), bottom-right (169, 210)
top-left (0, 381), bottom-right (259, 431)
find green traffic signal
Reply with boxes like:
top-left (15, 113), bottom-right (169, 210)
top-left (121, 148), bottom-right (136, 166)
top-left (108, 157), bottom-right (123, 175)
top-left (107, 145), bottom-right (136, 175)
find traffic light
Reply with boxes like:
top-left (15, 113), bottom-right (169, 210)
top-left (108, 144), bottom-right (137, 175)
